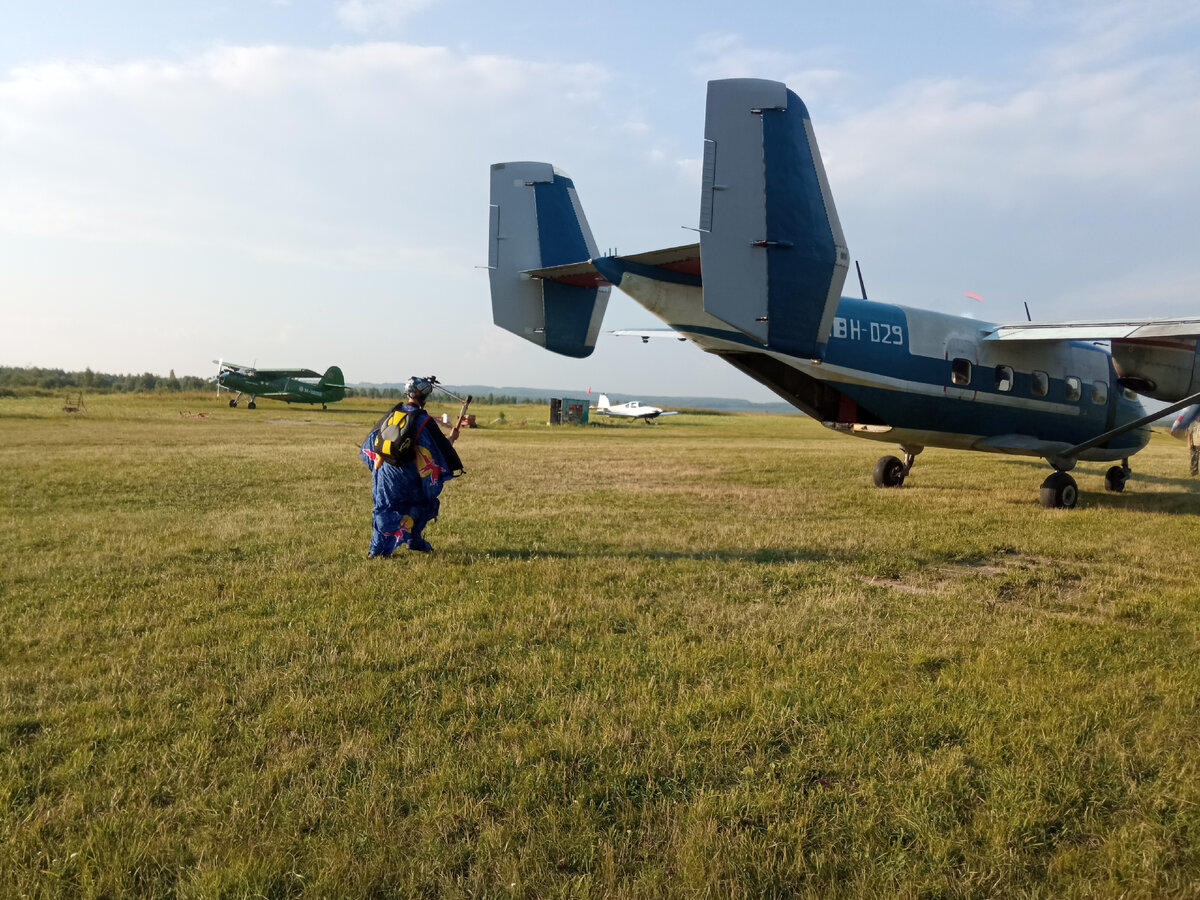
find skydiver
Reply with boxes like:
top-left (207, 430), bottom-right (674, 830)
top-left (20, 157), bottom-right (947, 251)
top-left (360, 376), bottom-right (467, 556)
top-left (1170, 405), bottom-right (1200, 477)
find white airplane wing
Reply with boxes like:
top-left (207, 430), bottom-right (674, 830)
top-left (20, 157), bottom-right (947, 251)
top-left (610, 329), bottom-right (688, 342)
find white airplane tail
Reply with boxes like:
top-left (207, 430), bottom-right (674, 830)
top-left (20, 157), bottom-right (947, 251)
top-left (597, 394), bottom-right (611, 410)
top-left (699, 78), bottom-right (849, 359)
top-left (487, 162), bottom-right (611, 358)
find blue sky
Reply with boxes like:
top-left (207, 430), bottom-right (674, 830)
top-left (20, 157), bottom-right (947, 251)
top-left (3, 0), bottom-right (1200, 401)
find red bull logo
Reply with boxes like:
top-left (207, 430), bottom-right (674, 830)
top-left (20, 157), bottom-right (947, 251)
top-left (415, 445), bottom-right (444, 483)
top-left (385, 515), bottom-right (414, 543)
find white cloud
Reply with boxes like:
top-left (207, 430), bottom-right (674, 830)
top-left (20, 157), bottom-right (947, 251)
top-left (0, 43), bottom-right (621, 260)
top-left (335, 0), bottom-right (439, 32)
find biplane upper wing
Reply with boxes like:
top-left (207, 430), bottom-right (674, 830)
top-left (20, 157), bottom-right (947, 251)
top-left (213, 360), bottom-right (321, 379)
top-left (249, 367), bottom-right (322, 380)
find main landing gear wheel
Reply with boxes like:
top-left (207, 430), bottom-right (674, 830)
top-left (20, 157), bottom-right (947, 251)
top-left (248, 401), bottom-right (257, 410)
top-left (1104, 461), bottom-right (1130, 493)
top-left (1040, 471), bottom-right (1078, 509)
top-left (228, 399), bottom-right (237, 408)
top-left (873, 448), bottom-right (920, 489)
top-left (873, 455), bottom-right (906, 488)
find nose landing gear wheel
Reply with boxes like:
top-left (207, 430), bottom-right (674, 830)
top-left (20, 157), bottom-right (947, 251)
top-left (1040, 471), bottom-right (1078, 509)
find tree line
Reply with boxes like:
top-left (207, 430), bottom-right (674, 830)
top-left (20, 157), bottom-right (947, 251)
top-left (0, 367), bottom-right (551, 404)
top-left (0, 366), bottom-right (210, 396)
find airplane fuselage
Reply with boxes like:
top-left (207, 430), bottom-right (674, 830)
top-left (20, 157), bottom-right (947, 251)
top-left (594, 258), bottom-right (1149, 464)
top-left (218, 372), bottom-right (343, 405)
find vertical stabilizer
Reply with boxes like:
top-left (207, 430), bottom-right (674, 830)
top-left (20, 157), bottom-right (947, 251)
top-left (699, 78), bottom-right (848, 358)
top-left (488, 162), bottom-right (610, 358)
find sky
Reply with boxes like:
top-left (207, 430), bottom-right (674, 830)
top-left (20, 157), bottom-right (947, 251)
top-left (3, 0), bottom-right (1200, 401)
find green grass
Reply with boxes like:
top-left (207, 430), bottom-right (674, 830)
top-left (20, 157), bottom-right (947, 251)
top-left (3, 392), bottom-right (1200, 898)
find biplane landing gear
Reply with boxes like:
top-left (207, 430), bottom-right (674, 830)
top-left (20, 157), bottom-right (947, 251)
top-left (248, 400), bottom-right (257, 410)
top-left (1104, 459), bottom-right (1131, 493)
top-left (1040, 471), bottom-right (1078, 509)
top-left (228, 398), bottom-right (237, 407)
top-left (873, 447), bottom-right (922, 488)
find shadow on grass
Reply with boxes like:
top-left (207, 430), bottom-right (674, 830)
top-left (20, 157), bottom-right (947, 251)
top-left (468, 546), bottom-right (851, 565)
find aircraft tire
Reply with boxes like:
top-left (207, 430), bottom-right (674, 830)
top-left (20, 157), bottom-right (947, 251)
top-left (1040, 471), bottom-right (1078, 509)
top-left (1104, 465), bottom-right (1127, 493)
top-left (873, 455), bottom-right (906, 488)
top-left (248, 401), bottom-right (257, 410)
top-left (229, 399), bottom-right (237, 407)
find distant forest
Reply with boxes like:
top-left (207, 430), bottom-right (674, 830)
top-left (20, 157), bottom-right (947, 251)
top-left (0, 366), bottom-right (213, 396)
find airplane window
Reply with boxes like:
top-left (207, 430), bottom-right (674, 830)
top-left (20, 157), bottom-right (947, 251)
top-left (1031, 371), bottom-right (1048, 397)
top-left (995, 365), bottom-right (1014, 392)
top-left (951, 358), bottom-right (972, 386)
top-left (1065, 376), bottom-right (1081, 402)
top-left (1092, 381), bottom-right (1108, 404)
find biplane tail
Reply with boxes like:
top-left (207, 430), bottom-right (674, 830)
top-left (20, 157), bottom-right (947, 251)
top-left (319, 365), bottom-right (347, 400)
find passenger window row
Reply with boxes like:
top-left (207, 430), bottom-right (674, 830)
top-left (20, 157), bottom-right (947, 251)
top-left (949, 358), bottom-right (1107, 403)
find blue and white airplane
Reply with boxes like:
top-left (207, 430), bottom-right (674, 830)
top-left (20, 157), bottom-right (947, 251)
top-left (486, 78), bottom-right (1200, 508)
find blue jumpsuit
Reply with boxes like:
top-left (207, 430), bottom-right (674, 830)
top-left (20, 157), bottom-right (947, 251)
top-left (361, 405), bottom-right (461, 555)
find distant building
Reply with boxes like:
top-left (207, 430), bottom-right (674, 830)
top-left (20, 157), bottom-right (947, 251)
top-left (548, 398), bottom-right (589, 425)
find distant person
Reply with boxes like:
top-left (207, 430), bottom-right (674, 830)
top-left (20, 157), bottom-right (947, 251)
top-left (360, 376), bottom-right (466, 555)
top-left (1170, 405), bottom-right (1200, 476)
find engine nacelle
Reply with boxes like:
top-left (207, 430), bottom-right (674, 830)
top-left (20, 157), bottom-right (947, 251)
top-left (1111, 338), bottom-right (1200, 401)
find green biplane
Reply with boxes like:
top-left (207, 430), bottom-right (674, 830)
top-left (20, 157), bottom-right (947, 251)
top-left (212, 359), bottom-right (348, 409)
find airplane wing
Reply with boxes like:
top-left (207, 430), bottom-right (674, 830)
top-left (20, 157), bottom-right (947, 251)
top-left (214, 359), bottom-right (256, 375)
top-left (984, 317), bottom-right (1200, 403)
top-left (611, 329), bottom-right (688, 342)
top-left (211, 360), bottom-right (322, 379)
top-left (983, 317), bottom-right (1200, 342)
top-left (250, 367), bottom-right (323, 380)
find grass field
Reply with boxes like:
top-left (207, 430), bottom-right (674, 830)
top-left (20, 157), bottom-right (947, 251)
top-left (3, 392), bottom-right (1200, 898)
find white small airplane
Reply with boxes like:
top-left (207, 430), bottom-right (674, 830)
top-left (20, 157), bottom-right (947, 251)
top-left (594, 394), bottom-right (678, 422)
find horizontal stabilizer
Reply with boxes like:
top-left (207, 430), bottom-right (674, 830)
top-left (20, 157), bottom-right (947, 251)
top-left (488, 162), bottom-right (610, 358)
top-left (698, 78), bottom-right (848, 358)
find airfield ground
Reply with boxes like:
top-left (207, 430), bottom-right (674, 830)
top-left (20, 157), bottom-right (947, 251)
top-left (3, 393), bottom-right (1200, 898)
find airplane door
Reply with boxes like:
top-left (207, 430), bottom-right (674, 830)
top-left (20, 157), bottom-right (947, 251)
top-left (944, 338), bottom-right (977, 401)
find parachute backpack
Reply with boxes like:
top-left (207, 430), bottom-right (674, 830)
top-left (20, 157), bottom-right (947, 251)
top-left (369, 404), bottom-right (430, 470)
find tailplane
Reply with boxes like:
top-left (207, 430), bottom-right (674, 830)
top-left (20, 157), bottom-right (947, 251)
top-left (699, 78), bottom-right (849, 359)
top-left (488, 162), bottom-right (610, 358)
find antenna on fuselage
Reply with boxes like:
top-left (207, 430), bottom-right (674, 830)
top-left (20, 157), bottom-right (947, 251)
top-left (856, 260), bottom-right (868, 300)
top-left (1024, 301), bottom-right (1032, 322)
